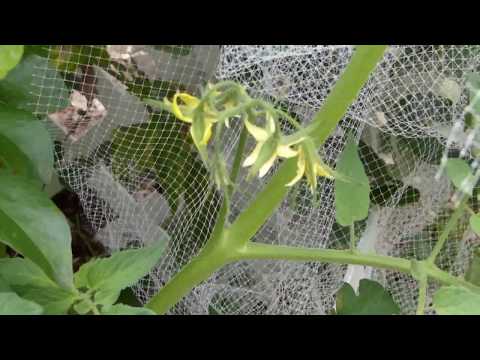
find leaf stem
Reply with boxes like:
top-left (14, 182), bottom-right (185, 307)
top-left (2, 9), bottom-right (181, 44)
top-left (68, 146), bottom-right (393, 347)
top-left (239, 243), bottom-right (480, 294)
top-left (416, 276), bottom-right (428, 315)
top-left (146, 239), bottom-right (480, 314)
top-left (239, 243), bottom-right (412, 272)
top-left (428, 196), bottom-right (468, 265)
top-left (75, 291), bottom-right (101, 315)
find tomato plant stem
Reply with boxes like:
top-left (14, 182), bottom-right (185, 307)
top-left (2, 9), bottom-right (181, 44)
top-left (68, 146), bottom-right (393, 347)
top-left (428, 196), bottom-right (468, 265)
top-left (146, 46), bottom-right (390, 314)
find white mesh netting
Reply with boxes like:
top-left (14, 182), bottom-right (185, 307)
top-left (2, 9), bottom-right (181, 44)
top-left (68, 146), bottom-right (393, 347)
top-left (32, 45), bottom-right (480, 314)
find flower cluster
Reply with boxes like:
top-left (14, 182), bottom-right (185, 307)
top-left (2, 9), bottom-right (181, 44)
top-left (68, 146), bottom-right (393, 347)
top-left (164, 92), bottom-right (217, 148)
top-left (144, 82), bottom-right (335, 192)
top-left (242, 114), bottom-right (301, 177)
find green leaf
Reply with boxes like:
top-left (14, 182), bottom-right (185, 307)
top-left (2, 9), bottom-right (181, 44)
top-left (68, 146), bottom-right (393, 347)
top-left (0, 45), bottom-right (23, 80)
top-left (0, 258), bottom-right (75, 314)
top-left (16, 285), bottom-right (75, 315)
top-left (100, 304), bottom-right (156, 315)
top-left (0, 133), bottom-right (38, 181)
top-left (335, 136), bottom-right (371, 226)
top-left (445, 158), bottom-right (474, 196)
top-left (0, 275), bottom-right (11, 292)
top-left (74, 239), bottom-right (167, 294)
top-left (433, 286), bottom-right (480, 315)
top-left (0, 292), bottom-right (43, 315)
top-left (0, 54), bottom-right (70, 114)
top-left (0, 105), bottom-right (54, 183)
top-left (0, 175), bottom-right (73, 289)
top-left (93, 289), bottom-right (121, 306)
top-left (335, 279), bottom-right (400, 315)
top-left (0, 258), bottom-right (57, 288)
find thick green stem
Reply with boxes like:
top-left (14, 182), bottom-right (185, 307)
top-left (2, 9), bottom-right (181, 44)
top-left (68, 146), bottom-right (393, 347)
top-left (147, 45), bottom-right (389, 314)
top-left (227, 159), bottom-right (297, 248)
top-left (306, 46), bottom-right (387, 147)
top-left (146, 239), bottom-right (415, 315)
top-left (145, 244), bottom-right (231, 314)
top-left (147, 240), bottom-right (480, 314)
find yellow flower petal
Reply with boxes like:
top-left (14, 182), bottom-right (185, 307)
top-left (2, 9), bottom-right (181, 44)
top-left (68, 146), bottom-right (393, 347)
top-left (258, 153), bottom-right (277, 178)
top-left (277, 145), bottom-right (298, 158)
top-left (286, 154), bottom-right (306, 187)
top-left (243, 142), bottom-right (263, 167)
top-left (245, 118), bottom-right (270, 142)
top-left (172, 94), bottom-right (192, 123)
top-left (177, 93), bottom-right (200, 107)
top-left (201, 122), bottom-right (213, 145)
top-left (305, 163), bottom-right (318, 193)
top-left (172, 93), bottom-right (201, 123)
top-left (315, 162), bottom-right (335, 179)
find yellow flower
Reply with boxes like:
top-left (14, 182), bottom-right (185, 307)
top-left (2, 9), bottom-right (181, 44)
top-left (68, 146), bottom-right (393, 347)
top-left (171, 93), bottom-right (199, 123)
top-left (168, 92), bottom-right (217, 146)
top-left (243, 115), bottom-right (302, 177)
top-left (286, 139), bottom-right (335, 192)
